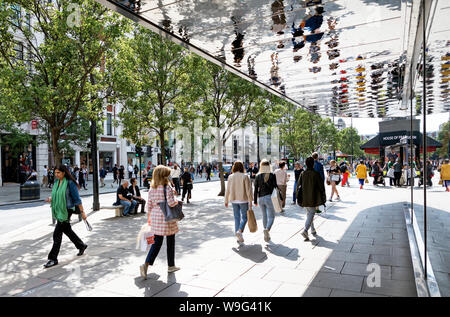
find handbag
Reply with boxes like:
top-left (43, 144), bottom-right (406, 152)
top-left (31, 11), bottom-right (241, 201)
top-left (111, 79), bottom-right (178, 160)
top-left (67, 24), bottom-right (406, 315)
top-left (331, 174), bottom-right (340, 182)
top-left (326, 176), bottom-right (331, 185)
top-left (439, 179), bottom-right (443, 185)
top-left (365, 178), bottom-right (369, 184)
top-left (247, 208), bottom-right (257, 233)
top-left (271, 187), bottom-right (282, 213)
top-left (158, 185), bottom-right (184, 222)
top-left (387, 168), bottom-right (395, 178)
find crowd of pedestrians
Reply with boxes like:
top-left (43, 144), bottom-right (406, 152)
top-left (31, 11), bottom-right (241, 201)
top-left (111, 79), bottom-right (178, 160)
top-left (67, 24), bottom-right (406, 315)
top-left (40, 151), bottom-right (449, 277)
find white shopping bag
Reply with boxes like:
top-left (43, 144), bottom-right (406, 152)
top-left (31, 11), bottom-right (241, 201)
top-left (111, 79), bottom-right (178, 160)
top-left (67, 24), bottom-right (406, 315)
top-left (136, 223), bottom-right (154, 252)
top-left (271, 188), bottom-right (282, 213)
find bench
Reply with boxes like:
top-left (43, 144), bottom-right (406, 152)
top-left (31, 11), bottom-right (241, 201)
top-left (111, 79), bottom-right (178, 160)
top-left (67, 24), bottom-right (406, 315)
top-left (100, 205), bottom-right (125, 217)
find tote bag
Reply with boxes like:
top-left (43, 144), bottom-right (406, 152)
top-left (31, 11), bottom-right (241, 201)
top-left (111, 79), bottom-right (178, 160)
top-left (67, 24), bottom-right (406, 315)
top-left (158, 186), bottom-right (184, 222)
top-left (271, 188), bottom-right (282, 213)
top-left (247, 208), bottom-right (258, 233)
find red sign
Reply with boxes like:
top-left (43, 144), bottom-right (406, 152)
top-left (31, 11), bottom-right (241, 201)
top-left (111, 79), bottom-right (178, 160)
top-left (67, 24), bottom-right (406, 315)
top-left (31, 120), bottom-right (37, 129)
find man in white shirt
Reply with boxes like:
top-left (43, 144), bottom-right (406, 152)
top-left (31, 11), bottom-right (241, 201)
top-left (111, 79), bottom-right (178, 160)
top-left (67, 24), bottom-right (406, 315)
top-left (274, 161), bottom-right (290, 211)
top-left (128, 164), bottom-right (133, 179)
top-left (42, 165), bottom-right (48, 188)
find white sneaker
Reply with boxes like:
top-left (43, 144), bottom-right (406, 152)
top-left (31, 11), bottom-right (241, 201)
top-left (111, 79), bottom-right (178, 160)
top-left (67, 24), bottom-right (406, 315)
top-left (168, 266), bottom-right (180, 273)
top-left (236, 231), bottom-right (244, 243)
top-left (263, 229), bottom-right (271, 242)
top-left (140, 264), bottom-right (147, 280)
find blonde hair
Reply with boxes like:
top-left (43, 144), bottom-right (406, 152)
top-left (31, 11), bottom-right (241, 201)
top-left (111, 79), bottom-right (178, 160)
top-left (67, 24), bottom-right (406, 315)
top-left (151, 165), bottom-right (171, 189)
top-left (330, 160), bottom-right (336, 166)
top-left (257, 159), bottom-right (272, 183)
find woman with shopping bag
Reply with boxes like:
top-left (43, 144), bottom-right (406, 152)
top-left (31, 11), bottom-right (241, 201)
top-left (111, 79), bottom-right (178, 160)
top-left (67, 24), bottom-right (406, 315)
top-left (253, 159), bottom-right (279, 243)
top-left (225, 161), bottom-right (253, 245)
top-left (140, 166), bottom-right (180, 280)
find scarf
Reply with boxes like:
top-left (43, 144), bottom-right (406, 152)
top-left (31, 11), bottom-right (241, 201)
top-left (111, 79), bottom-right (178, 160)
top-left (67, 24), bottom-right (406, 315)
top-left (51, 178), bottom-right (68, 222)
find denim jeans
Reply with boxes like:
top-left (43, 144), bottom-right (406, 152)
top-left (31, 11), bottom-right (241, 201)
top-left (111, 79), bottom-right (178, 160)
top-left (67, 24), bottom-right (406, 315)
top-left (259, 194), bottom-right (275, 230)
top-left (293, 180), bottom-right (297, 202)
top-left (232, 203), bottom-right (248, 232)
top-left (304, 207), bottom-right (316, 232)
top-left (120, 199), bottom-right (137, 215)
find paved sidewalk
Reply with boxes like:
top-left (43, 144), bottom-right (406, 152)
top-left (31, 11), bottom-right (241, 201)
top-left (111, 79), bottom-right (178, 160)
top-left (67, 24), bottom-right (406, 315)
top-left (1, 176), bottom-right (447, 297)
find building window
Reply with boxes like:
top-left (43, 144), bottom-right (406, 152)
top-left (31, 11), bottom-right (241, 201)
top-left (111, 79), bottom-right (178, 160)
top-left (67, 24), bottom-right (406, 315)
top-left (11, 4), bottom-right (21, 27)
top-left (106, 113), bottom-right (112, 136)
top-left (13, 42), bottom-right (23, 62)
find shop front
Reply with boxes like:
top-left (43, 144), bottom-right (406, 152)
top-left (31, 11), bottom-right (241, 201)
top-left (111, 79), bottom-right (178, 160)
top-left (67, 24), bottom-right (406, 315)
top-left (1, 136), bottom-right (36, 184)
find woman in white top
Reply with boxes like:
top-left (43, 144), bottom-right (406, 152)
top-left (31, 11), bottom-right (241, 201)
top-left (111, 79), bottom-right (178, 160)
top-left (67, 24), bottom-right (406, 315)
top-left (225, 161), bottom-right (253, 244)
top-left (171, 164), bottom-right (182, 195)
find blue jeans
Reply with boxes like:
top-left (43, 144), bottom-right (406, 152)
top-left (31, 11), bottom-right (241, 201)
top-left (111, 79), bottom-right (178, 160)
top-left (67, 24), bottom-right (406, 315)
top-left (304, 207), bottom-right (316, 232)
top-left (232, 203), bottom-right (248, 233)
top-left (259, 194), bottom-right (275, 230)
top-left (293, 180), bottom-right (297, 202)
top-left (120, 200), bottom-right (137, 216)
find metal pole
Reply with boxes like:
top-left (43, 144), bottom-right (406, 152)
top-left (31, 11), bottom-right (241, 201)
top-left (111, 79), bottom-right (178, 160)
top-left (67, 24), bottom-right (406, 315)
top-left (139, 154), bottom-right (142, 187)
top-left (422, 0), bottom-right (427, 278)
top-left (410, 65), bottom-right (414, 224)
top-left (351, 117), bottom-right (354, 167)
top-left (91, 120), bottom-right (100, 211)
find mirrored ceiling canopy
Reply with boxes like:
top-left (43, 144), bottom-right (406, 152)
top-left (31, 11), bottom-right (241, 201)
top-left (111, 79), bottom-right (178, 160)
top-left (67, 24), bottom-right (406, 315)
top-left (95, 0), bottom-right (450, 118)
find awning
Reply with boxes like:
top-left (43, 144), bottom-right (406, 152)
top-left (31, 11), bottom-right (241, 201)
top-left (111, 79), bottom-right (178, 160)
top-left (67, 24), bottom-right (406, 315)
top-left (95, 0), bottom-right (450, 118)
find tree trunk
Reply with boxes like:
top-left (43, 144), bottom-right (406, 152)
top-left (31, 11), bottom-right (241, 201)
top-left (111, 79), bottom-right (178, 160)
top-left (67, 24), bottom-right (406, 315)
top-left (159, 129), bottom-right (166, 166)
top-left (51, 128), bottom-right (62, 166)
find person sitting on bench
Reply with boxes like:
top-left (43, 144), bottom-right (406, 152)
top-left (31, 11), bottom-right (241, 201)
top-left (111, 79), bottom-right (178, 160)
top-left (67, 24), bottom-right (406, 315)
top-left (115, 180), bottom-right (137, 216)
top-left (129, 178), bottom-right (146, 214)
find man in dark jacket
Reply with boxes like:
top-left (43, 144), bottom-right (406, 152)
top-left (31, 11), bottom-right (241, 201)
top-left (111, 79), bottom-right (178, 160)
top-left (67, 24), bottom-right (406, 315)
top-left (297, 156), bottom-right (326, 241)
top-left (129, 178), bottom-right (146, 214)
top-left (312, 152), bottom-right (325, 181)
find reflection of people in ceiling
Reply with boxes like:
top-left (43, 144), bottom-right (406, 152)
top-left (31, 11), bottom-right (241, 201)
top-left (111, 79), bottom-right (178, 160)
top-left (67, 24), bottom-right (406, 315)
top-left (301, 6), bottom-right (325, 43)
top-left (270, 52), bottom-right (282, 87)
top-left (247, 55), bottom-right (257, 79)
top-left (271, 0), bottom-right (287, 35)
top-left (291, 23), bottom-right (305, 52)
top-left (308, 41), bottom-right (321, 64)
top-left (231, 16), bottom-right (245, 67)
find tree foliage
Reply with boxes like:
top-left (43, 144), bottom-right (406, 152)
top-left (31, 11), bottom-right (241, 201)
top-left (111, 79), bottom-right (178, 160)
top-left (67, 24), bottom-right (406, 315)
top-left (0, 0), bottom-right (129, 164)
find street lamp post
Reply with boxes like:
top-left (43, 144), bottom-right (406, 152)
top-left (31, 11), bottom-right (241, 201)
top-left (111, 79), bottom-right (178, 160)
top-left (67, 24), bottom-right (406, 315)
top-left (91, 120), bottom-right (100, 211)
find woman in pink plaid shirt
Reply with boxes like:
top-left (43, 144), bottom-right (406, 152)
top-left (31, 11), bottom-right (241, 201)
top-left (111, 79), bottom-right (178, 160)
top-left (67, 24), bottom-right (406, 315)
top-left (140, 166), bottom-right (180, 279)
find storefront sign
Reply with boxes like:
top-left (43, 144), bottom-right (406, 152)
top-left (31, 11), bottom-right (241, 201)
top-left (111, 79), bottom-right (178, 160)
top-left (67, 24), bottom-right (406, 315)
top-left (379, 131), bottom-right (421, 146)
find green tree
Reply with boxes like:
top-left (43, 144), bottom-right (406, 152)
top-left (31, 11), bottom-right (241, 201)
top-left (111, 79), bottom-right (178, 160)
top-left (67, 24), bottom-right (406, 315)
top-left (200, 63), bottom-right (258, 196)
top-left (0, 0), bottom-right (129, 164)
top-left (338, 127), bottom-right (364, 159)
top-left (114, 27), bottom-right (194, 165)
top-left (437, 121), bottom-right (450, 158)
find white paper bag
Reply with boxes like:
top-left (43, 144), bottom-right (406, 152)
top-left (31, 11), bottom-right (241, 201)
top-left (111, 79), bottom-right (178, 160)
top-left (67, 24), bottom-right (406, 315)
top-left (271, 188), bottom-right (282, 213)
top-left (136, 223), bottom-right (154, 252)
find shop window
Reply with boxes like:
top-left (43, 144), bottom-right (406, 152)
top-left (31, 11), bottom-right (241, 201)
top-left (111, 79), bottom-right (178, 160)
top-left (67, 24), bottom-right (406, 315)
top-left (106, 113), bottom-right (112, 136)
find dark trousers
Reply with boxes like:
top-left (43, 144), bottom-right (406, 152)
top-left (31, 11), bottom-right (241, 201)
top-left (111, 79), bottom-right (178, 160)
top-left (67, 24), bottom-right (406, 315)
top-left (173, 178), bottom-right (181, 194)
top-left (134, 198), bottom-right (146, 213)
top-left (394, 172), bottom-right (402, 186)
top-left (48, 220), bottom-right (85, 261)
top-left (206, 172), bottom-right (211, 181)
top-left (145, 234), bottom-right (175, 266)
top-left (182, 186), bottom-right (192, 201)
